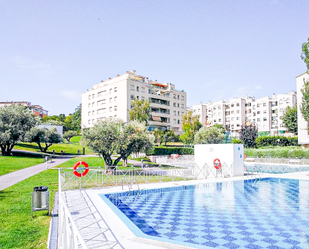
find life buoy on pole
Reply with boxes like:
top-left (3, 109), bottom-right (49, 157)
top-left (73, 161), bottom-right (89, 177)
top-left (244, 154), bottom-right (247, 160)
top-left (213, 158), bottom-right (221, 170)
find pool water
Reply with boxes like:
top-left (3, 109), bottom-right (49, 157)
top-left (102, 178), bottom-right (309, 248)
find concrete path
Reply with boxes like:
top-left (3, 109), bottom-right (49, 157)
top-left (0, 157), bottom-right (72, 191)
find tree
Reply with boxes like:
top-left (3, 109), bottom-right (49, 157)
top-left (25, 127), bottom-right (62, 152)
top-left (282, 106), bottom-right (298, 135)
top-left (129, 98), bottom-right (150, 125)
top-left (63, 130), bottom-right (77, 143)
top-left (82, 119), bottom-right (154, 172)
top-left (0, 105), bottom-right (39, 156)
top-left (194, 126), bottom-right (225, 144)
top-left (300, 80), bottom-right (309, 125)
top-left (239, 124), bottom-right (258, 148)
top-left (153, 129), bottom-right (164, 146)
top-left (301, 37), bottom-right (309, 73)
top-left (162, 130), bottom-right (177, 146)
top-left (180, 110), bottom-right (202, 145)
top-left (300, 38), bottom-right (309, 127)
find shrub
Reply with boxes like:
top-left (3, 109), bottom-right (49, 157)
top-left (232, 138), bottom-right (243, 144)
top-left (255, 136), bottom-right (298, 147)
top-left (147, 146), bottom-right (194, 155)
top-left (244, 147), bottom-right (309, 158)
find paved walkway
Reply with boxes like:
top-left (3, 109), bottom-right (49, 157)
top-left (0, 157), bottom-right (72, 191)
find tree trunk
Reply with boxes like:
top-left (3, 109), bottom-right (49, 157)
top-left (37, 142), bottom-right (43, 152)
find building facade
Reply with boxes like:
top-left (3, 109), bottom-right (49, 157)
top-left (296, 72), bottom-right (309, 145)
top-left (81, 71), bottom-right (187, 134)
top-left (0, 101), bottom-right (48, 118)
top-left (190, 91), bottom-right (297, 137)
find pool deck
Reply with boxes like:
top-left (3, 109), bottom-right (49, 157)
top-left (60, 171), bottom-right (309, 249)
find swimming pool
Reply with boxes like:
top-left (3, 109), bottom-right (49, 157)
top-left (100, 178), bottom-right (309, 248)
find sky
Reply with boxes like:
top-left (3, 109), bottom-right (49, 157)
top-left (0, 0), bottom-right (309, 115)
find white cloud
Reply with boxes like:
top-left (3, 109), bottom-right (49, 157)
top-left (61, 90), bottom-right (81, 101)
top-left (10, 56), bottom-right (52, 71)
top-left (255, 85), bottom-right (262, 90)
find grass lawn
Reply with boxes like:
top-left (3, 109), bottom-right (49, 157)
top-left (14, 141), bottom-right (94, 155)
top-left (0, 169), bottom-right (58, 249)
top-left (0, 156), bottom-right (44, 176)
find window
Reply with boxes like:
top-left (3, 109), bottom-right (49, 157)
top-left (177, 103), bottom-right (180, 108)
top-left (109, 88), bottom-right (112, 94)
top-left (173, 119), bottom-right (176, 124)
top-left (136, 86), bottom-right (139, 92)
top-left (263, 110), bottom-right (266, 114)
top-left (237, 110), bottom-right (239, 114)
top-left (263, 117), bottom-right (267, 121)
top-left (88, 120), bottom-right (90, 124)
top-left (98, 90), bottom-right (106, 96)
top-left (263, 103), bottom-right (266, 107)
top-left (92, 110), bottom-right (95, 116)
top-left (181, 96), bottom-right (184, 101)
top-left (173, 103), bottom-right (176, 107)
top-left (236, 103), bottom-right (239, 107)
top-left (97, 108), bottom-right (106, 114)
top-left (131, 85), bottom-right (134, 91)
top-left (231, 111), bottom-right (234, 114)
top-left (218, 106), bottom-right (221, 109)
top-left (88, 95), bottom-right (91, 100)
top-left (257, 111), bottom-right (260, 115)
top-left (141, 87), bottom-right (145, 93)
top-left (173, 94), bottom-right (176, 99)
top-left (109, 107), bottom-right (112, 112)
top-left (88, 111), bottom-right (90, 116)
top-left (231, 117), bottom-right (234, 121)
top-left (88, 103), bottom-right (91, 108)
top-left (236, 117), bottom-right (239, 120)
top-left (173, 110), bottom-right (176, 116)
top-left (92, 102), bottom-right (95, 107)
top-left (178, 111), bottom-right (180, 116)
top-left (114, 87), bottom-right (117, 92)
top-left (181, 104), bottom-right (184, 109)
top-left (114, 96), bottom-right (117, 102)
top-left (257, 118), bottom-right (260, 122)
top-left (257, 104), bottom-right (260, 108)
top-left (109, 98), bottom-right (112, 103)
top-left (92, 119), bottom-right (95, 124)
top-left (253, 105), bottom-right (256, 109)
top-left (136, 96), bottom-right (139, 100)
top-left (114, 115), bottom-right (117, 118)
top-left (97, 99), bottom-right (106, 106)
top-left (92, 94), bottom-right (95, 99)
top-left (177, 95), bottom-right (179, 100)
top-left (219, 119), bottom-right (221, 122)
top-left (231, 104), bottom-right (234, 107)
top-left (114, 106), bottom-right (117, 111)
top-left (141, 96), bottom-right (145, 100)
top-left (131, 95), bottom-right (134, 100)
top-left (177, 120), bottom-right (180, 124)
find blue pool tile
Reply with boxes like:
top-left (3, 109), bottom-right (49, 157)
top-left (201, 240), bottom-right (220, 248)
top-left (222, 242), bottom-right (241, 248)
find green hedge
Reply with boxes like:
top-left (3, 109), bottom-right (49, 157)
top-left (255, 136), bottom-right (298, 147)
top-left (244, 147), bottom-right (309, 158)
top-left (147, 146), bottom-right (194, 155)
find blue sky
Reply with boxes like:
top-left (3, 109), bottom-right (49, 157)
top-left (1, 0), bottom-right (308, 115)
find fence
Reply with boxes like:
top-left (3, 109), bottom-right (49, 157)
top-left (249, 157), bottom-right (309, 165)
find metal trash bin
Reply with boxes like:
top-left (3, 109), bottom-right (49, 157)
top-left (31, 186), bottom-right (50, 218)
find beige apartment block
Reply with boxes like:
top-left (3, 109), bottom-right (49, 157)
top-left (81, 70), bottom-right (187, 134)
top-left (189, 91), bottom-right (296, 137)
top-left (296, 72), bottom-right (309, 145)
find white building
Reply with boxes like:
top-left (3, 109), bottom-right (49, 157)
top-left (189, 91), bottom-right (297, 137)
top-left (296, 72), bottom-right (309, 146)
top-left (81, 70), bottom-right (187, 134)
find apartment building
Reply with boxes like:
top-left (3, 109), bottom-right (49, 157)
top-left (190, 91), bottom-right (296, 137)
top-left (296, 72), bottom-right (309, 145)
top-left (0, 101), bottom-right (48, 117)
top-left (81, 70), bottom-right (187, 134)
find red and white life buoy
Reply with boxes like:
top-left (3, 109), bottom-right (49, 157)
top-left (244, 154), bottom-right (247, 160)
top-left (73, 161), bottom-right (89, 177)
top-left (171, 154), bottom-right (179, 159)
top-left (213, 158), bottom-right (221, 170)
